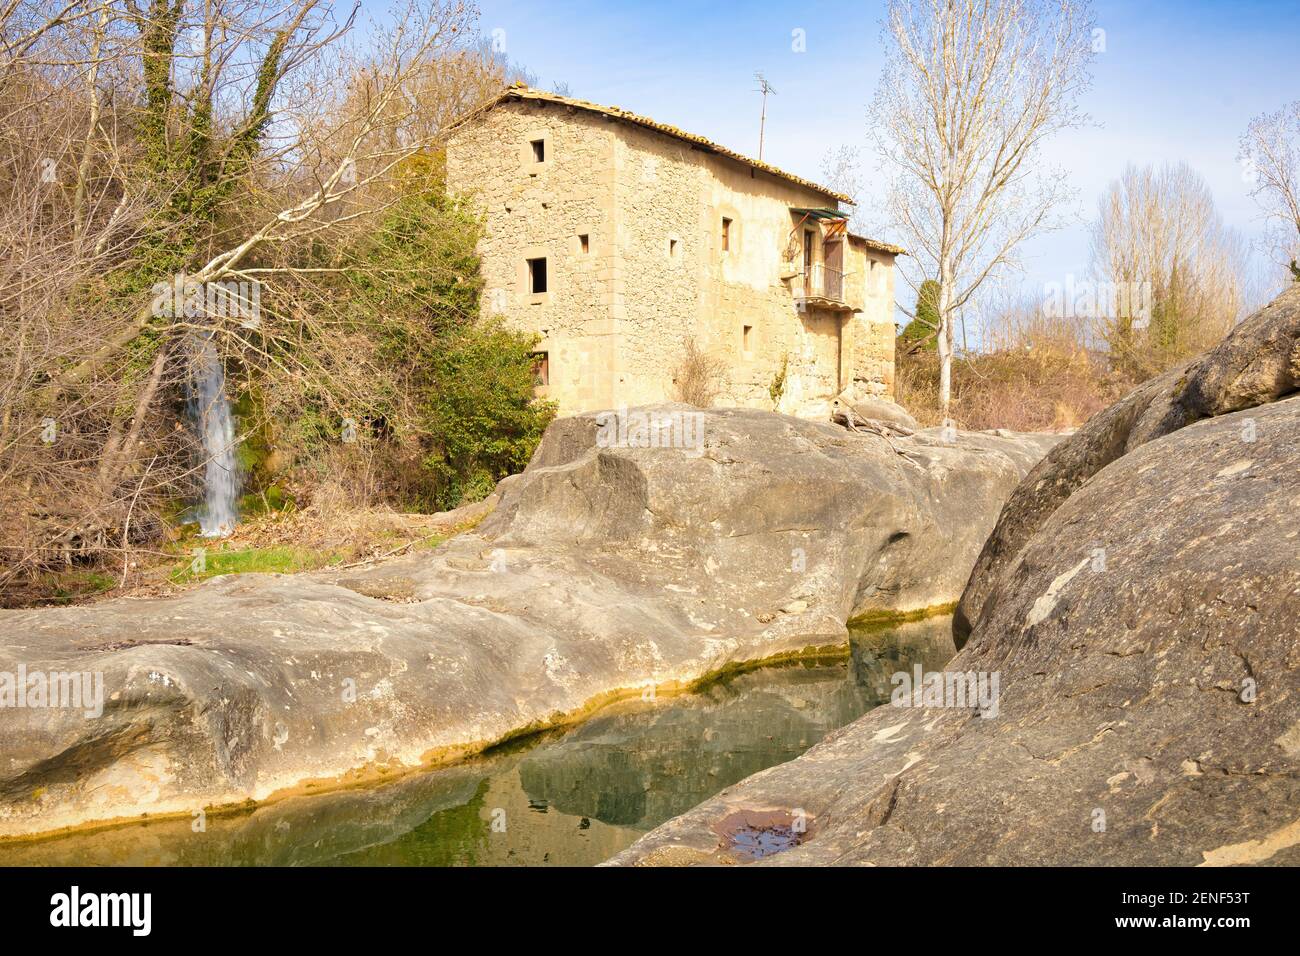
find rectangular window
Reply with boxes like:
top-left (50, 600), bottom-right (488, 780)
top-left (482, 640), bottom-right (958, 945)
top-left (530, 351), bottom-right (549, 387)
top-left (530, 138), bottom-right (546, 163)
top-left (743, 325), bottom-right (753, 353)
top-left (721, 217), bottom-right (732, 252)
top-left (528, 257), bottom-right (548, 294)
top-left (669, 238), bottom-right (679, 258)
top-left (579, 233), bottom-right (590, 254)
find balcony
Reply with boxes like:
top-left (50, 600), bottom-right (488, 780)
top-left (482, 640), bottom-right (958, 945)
top-left (794, 263), bottom-right (851, 312)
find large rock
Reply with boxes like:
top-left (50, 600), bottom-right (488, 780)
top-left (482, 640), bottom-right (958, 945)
top-left (0, 407), bottom-right (1053, 838)
top-left (608, 394), bottom-right (1300, 867)
top-left (956, 285), bottom-right (1300, 645)
top-left (840, 395), bottom-right (920, 433)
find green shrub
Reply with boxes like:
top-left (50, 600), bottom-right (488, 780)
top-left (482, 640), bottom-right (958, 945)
top-left (262, 180), bottom-right (556, 513)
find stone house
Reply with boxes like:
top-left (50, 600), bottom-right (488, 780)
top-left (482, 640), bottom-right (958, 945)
top-left (444, 85), bottom-right (903, 418)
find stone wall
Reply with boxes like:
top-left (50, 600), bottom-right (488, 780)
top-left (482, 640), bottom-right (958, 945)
top-left (846, 238), bottom-right (899, 397)
top-left (700, 153), bottom-right (851, 413)
top-left (608, 123), bottom-right (706, 406)
top-left (446, 100), bottom-right (620, 412)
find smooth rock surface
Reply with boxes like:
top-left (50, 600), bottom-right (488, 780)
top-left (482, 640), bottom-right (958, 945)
top-left (956, 284), bottom-right (1300, 645)
top-left (0, 407), bottom-right (1053, 838)
top-left (608, 397), bottom-right (1300, 866)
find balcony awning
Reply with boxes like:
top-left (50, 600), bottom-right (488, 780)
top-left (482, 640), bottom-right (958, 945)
top-left (790, 206), bottom-right (849, 239)
top-left (791, 207), bottom-right (908, 255)
top-left (789, 207), bottom-right (846, 220)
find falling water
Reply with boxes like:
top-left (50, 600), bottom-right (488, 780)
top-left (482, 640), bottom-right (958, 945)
top-left (187, 331), bottom-right (242, 537)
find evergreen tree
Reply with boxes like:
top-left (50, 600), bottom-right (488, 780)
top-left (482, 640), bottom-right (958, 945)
top-left (899, 279), bottom-right (941, 351)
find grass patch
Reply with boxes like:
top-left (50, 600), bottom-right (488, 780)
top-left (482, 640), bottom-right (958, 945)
top-left (409, 532), bottom-right (449, 552)
top-left (169, 545), bottom-right (347, 584)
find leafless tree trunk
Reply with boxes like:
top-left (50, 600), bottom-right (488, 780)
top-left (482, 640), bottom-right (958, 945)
top-left (870, 0), bottom-right (1096, 416)
top-left (1240, 101), bottom-right (1300, 283)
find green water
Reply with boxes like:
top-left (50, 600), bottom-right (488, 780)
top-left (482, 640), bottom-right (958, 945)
top-left (0, 617), bottom-right (954, 867)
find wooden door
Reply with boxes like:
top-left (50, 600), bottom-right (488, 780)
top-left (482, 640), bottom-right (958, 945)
top-left (823, 240), bottom-right (844, 301)
top-left (803, 229), bottom-right (815, 292)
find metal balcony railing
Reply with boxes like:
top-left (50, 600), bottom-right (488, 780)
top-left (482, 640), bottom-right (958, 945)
top-left (796, 263), bottom-right (845, 304)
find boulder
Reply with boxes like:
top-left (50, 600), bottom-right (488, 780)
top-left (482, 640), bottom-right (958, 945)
top-left (956, 285), bottom-right (1300, 646)
top-left (839, 395), bottom-right (920, 433)
top-left (0, 407), bottom-right (1054, 838)
top-left (608, 395), bottom-right (1300, 866)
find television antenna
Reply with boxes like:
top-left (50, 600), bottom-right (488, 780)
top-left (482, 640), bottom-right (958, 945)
top-left (755, 72), bottom-right (777, 161)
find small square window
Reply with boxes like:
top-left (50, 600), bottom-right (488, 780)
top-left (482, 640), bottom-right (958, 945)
top-left (578, 233), bottom-right (590, 254)
top-left (530, 139), bottom-right (545, 163)
top-left (531, 351), bottom-right (549, 387)
top-left (721, 217), bottom-right (732, 252)
top-left (527, 257), bottom-right (548, 294)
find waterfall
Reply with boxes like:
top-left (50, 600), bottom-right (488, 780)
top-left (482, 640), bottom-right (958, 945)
top-left (187, 331), bottom-right (242, 537)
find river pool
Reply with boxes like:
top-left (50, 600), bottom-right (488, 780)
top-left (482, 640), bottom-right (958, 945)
top-left (0, 616), bottom-right (954, 866)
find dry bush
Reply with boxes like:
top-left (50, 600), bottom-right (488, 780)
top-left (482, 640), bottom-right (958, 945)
top-left (227, 496), bottom-right (430, 558)
top-left (894, 280), bottom-right (1202, 433)
top-left (892, 351), bottom-right (943, 424)
top-left (896, 346), bottom-right (1124, 432)
top-left (670, 337), bottom-right (728, 407)
top-left (896, 295), bottom-right (1127, 432)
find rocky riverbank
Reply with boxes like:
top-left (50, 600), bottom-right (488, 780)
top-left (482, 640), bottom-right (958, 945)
top-left (609, 288), bottom-right (1300, 867)
top-left (0, 408), bottom-right (1054, 839)
top-left (0, 616), bottom-right (956, 865)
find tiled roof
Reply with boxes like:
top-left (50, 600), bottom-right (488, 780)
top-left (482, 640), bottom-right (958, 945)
top-left (848, 232), bottom-right (907, 257)
top-left (453, 83), bottom-right (854, 204)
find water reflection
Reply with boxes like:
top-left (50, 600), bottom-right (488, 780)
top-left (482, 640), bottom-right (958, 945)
top-left (0, 616), bottom-right (954, 867)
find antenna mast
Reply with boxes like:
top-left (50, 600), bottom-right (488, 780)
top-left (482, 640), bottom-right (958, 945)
top-left (755, 72), bottom-right (777, 161)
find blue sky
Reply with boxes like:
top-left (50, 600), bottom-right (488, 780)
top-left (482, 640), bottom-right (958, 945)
top-left (427, 0), bottom-right (1300, 317)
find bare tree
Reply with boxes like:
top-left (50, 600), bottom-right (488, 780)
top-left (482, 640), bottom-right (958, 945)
top-left (1090, 162), bottom-right (1246, 378)
top-left (870, 0), bottom-right (1096, 415)
top-left (1240, 101), bottom-right (1300, 283)
top-left (0, 0), bottom-right (520, 598)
